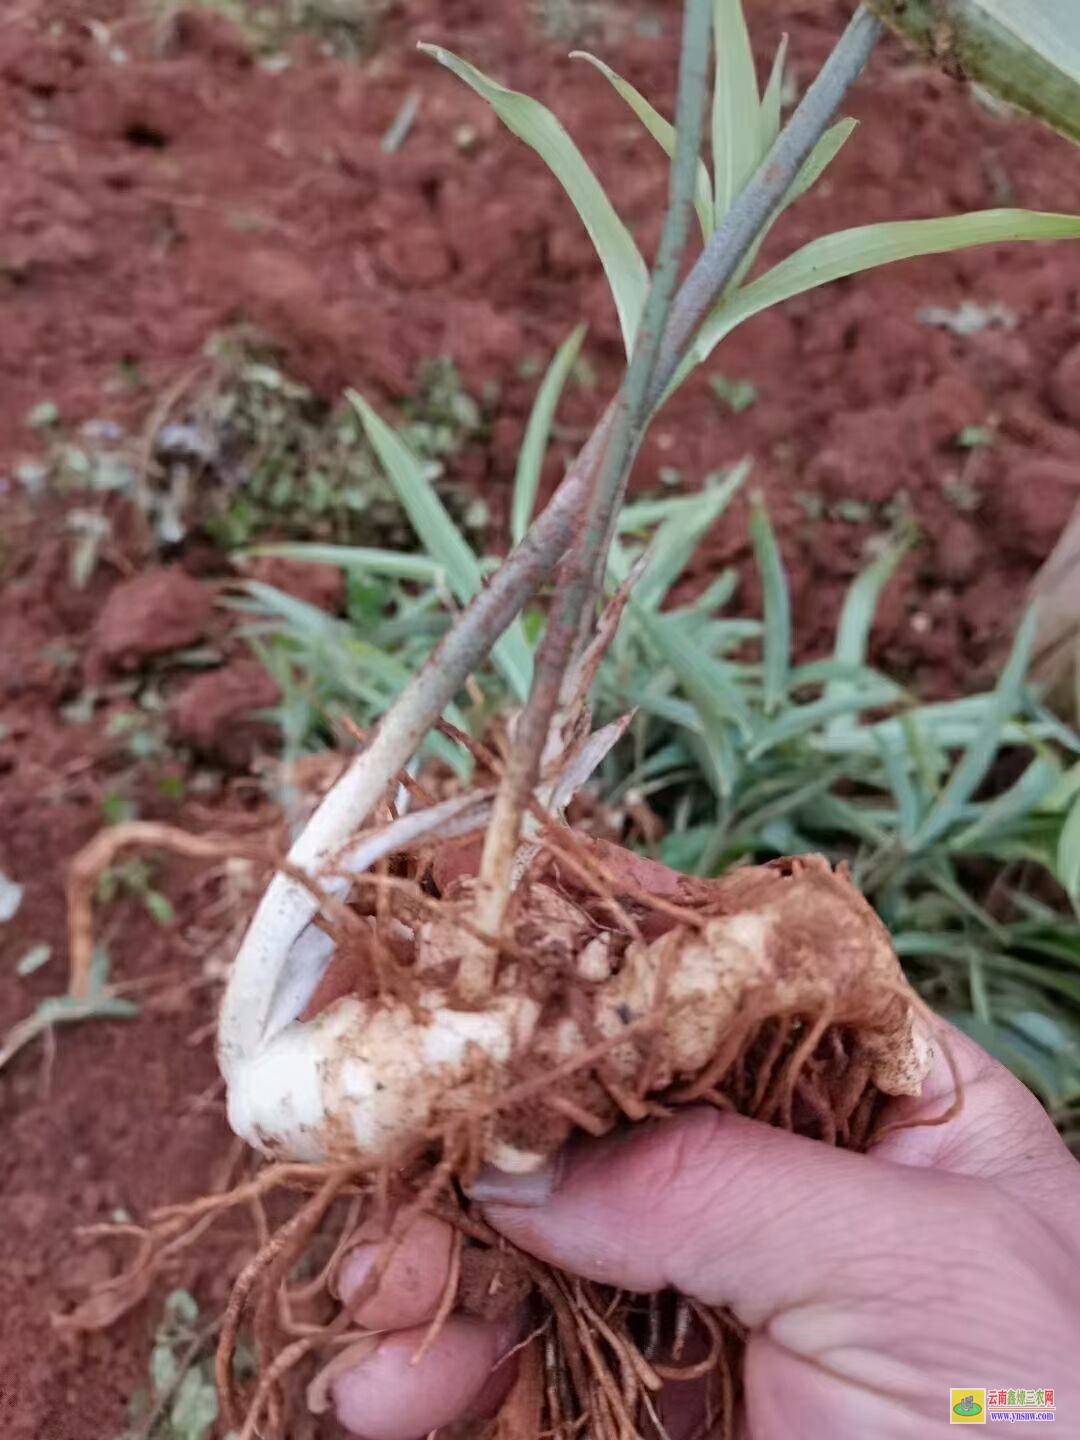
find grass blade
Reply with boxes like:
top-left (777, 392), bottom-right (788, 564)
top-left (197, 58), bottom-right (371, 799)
top-left (788, 118), bottom-right (858, 204)
top-left (912, 608), bottom-right (1037, 850)
top-left (349, 390), bottom-right (533, 698)
top-left (711, 0), bottom-right (761, 224)
top-left (876, 731), bottom-right (922, 843)
top-left (420, 45), bottom-right (648, 355)
top-left (747, 680), bottom-right (904, 758)
top-left (243, 543), bottom-right (444, 584)
top-left (759, 34), bottom-right (789, 154)
top-left (749, 496), bottom-right (790, 714)
top-left (635, 605), bottom-right (755, 741)
top-left (512, 324), bottom-right (586, 544)
top-left (951, 755), bottom-right (1062, 853)
top-left (571, 52), bottom-right (715, 237)
top-left (1058, 792), bottom-right (1080, 908)
top-left (634, 464), bottom-right (747, 610)
top-left (826, 534), bottom-right (910, 738)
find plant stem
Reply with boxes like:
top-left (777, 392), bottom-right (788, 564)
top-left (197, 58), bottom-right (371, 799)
top-left (461, 0), bottom-right (715, 1001)
top-left (647, 3), bottom-right (883, 411)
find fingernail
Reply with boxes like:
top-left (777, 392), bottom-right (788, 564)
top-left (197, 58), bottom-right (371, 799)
top-left (467, 1160), bottom-right (557, 1207)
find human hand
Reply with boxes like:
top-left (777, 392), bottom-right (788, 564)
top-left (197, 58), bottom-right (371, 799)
top-left (327, 1024), bottom-right (1080, 1439)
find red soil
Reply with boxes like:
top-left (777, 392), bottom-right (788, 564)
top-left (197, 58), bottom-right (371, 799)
top-left (2, 0), bottom-right (1080, 1434)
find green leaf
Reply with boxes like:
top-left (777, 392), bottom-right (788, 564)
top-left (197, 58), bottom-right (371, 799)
top-left (16, 943), bottom-right (52, 977)
top-left (420, 45), bottom-right (648, 355)
top-left (349, 391), bottom-right (533, 699)
top-left (243, 544), bottom-right (444, 583)
top-left (708, 373), bottom-right (757, 412)
top-left (1058, 792), bottom-right (1080, 907)
top-left (145, 891), bottom-right (175, 926)
top-left (788, 119), bottom-right (858, 205)
top-left (633, 465), bottom-right (747, 610)
top-left (722, 118), bottom-right (859, 300)
top-left (876, 731), bottom-right (922, 844)
top-left (165, 1289), bottom-right (200, 1328)
top-left (747, 680), bottom-right (904, 759)
top-left (690, 210), bottom-right (1080, 375)
top-left (912, 608), bottom-right (1036, 850)
top-left (759, 34), bottom-right (789, 154)
top-left (951, 755), bottom-right (1062, 853)
top-left (512, 324), bottom-right (586, 545)
top-left (169, 1366), bottom-right (218, 1440)
top-left (570, 53), bottom-right (715, 237)
top-left (749, 497), bottom-right (790, 714)
top-left (826, 535), bottom-right (910, 738)
top-left (150, 1342), bottom-right (179, 1397)
top-left (711, 0), bottom-right (760, 223)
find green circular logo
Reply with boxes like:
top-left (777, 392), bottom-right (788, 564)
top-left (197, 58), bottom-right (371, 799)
top-left (953, 1399), bottom-right (984, 1417)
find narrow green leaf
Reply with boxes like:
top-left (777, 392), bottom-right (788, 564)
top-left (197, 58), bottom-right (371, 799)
top-left (759, 34), bottom-right (789, 154)
top-left (951, 755), bottom-right (1061, 853)
top-left (747, 680), bottom-right (905, 758)
top-left (876, 731), bottom-right (922, 843)
top-left (788, 118), bottom-right (858, 204)
top-left (349, 391), bottom-right (533, 698)
top-left (834, 538), bottom-right (909, 671)
top-left (1058, 792), bottom-right (1080, 907)
top-left (16, 943), bottom-right (52, 977)
top-left (570, 53), bottom-right (715, 237)
top-left (243, 544), bottom-right (443, 583)
top-left (512, 324), bottom-right (586, 545)
top-left (749, 497), bottom-right (790, 714)
top-left (420, 45), bottom-right (648, 355)
top-left (912, 608), bottom-right (1037, 850)
top-left (826, 535), bottom-right (910, 738)
top-left (634, 464), bottom-right (748, 610)
top-left (711, 0), bottom-right (760, 223)
top-left (678, 568), bottom-right (739, 618)
top-left (635, 605), bottom-right (755, 743)
top-left (690, 210), bottom-right (1080, 376)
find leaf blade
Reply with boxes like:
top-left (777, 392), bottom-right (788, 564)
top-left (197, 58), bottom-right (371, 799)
top-left (420, 45), bottom-right (648, 355)
top-left (512, 324), bottom-right (586, 545)
top-left (571, 52), bottom-right (715, 237)
top-left (712, 0), bottom-right (760, 223)
top-left (690, 209), bottom-right (1080, 375)
top-left (749, 496), bottom-right (790, 714)
top-left (349, 391), bottom-right (534, 698)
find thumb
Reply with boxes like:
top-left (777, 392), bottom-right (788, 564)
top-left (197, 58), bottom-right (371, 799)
top-left (471, 1107), bottom-right (989, 1328)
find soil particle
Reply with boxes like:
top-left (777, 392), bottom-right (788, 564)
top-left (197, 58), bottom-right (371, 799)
top-left (1050, 340), bottom-right (1080, 428)
top-left (92, 565), bottom-right (214, 670)
top-left (935, 516), bottom-right (985, 587)
top-left (992, 458), bottom-right (1080, 562)
top-left (169, 656), bottom-right (281, 766)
